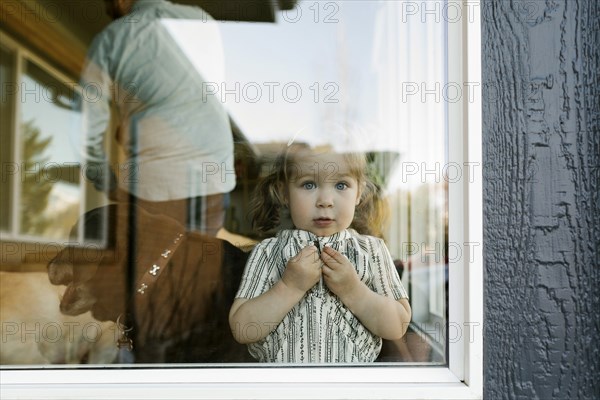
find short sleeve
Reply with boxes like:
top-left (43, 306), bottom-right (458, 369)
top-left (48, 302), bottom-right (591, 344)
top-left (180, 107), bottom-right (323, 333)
top-left (369, 238), bottom-right (408, 300)
top-left (235, 239), bottom-right (279, 299)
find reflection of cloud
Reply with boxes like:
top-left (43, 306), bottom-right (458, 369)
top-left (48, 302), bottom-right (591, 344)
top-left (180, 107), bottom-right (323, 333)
top-left (43, 182), bottom-right (80, 240)
top-left (47, 182), bottom-right (79, 212)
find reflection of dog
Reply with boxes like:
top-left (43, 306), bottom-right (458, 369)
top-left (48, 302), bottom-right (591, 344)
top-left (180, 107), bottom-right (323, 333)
top-left (48, 204), bottom-right (251, 363)
top-left (0, 272), bottom-right (117, 365)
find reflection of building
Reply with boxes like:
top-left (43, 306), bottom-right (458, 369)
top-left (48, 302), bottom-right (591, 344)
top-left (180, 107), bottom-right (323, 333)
top-left (372, 0), bottom-right (447, 187)
top-left (372, 0), bottom-right (447, 362)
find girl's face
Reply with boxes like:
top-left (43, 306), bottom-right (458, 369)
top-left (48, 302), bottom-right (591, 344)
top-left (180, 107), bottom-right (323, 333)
top-left (285, 151), bottom-right (362, 237)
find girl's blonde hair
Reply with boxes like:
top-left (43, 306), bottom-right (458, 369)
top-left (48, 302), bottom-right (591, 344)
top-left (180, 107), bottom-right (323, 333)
top-left (249, 143), bottom-right (388, 238)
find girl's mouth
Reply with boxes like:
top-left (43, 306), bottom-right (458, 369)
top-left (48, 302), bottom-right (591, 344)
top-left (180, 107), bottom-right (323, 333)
top-left (314, 218), bottom-right (333, 227)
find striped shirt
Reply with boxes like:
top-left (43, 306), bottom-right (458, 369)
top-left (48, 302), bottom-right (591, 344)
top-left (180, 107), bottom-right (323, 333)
top-left (235, 229), bottom-right (408, 363)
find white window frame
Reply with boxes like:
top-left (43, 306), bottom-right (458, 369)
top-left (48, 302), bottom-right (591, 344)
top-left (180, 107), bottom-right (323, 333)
top-left (0, 0), bottom-right (483, 398)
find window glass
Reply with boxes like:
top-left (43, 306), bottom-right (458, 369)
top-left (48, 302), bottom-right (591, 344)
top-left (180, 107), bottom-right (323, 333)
top-left (1, 0), bottom-right (450, 367)
top-left (17, 59), bottom-right (83, 241)
top-left (218, 1), bottom-right (448, 363)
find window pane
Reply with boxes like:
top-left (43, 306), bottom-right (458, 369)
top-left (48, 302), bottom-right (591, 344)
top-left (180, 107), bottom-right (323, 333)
top-left (18, 60), bottom-right (82, 240)
top-left (219, 1), bottom-right (448, 364)
top-left (1, 0), bottom-right (450, 367)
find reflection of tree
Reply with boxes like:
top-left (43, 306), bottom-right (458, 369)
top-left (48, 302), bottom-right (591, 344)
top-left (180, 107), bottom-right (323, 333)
top-left (21, 120), bottom-right (53, 235)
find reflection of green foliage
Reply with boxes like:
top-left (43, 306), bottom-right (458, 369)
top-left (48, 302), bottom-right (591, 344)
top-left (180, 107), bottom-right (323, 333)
top-left (20, 120), bottom-right (53, 235)
top-left (366, 159), bottom-right (384, 189)
top-left (365, 152), bottom-right (390, 189)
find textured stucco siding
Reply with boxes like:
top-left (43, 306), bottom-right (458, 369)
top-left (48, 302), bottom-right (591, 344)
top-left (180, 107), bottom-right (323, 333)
top-left (482, 0), bottom-right (599, 399)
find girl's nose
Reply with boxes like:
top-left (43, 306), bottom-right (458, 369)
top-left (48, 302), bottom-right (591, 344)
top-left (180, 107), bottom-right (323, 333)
top-left (316, 190), bottom-right (333, 208)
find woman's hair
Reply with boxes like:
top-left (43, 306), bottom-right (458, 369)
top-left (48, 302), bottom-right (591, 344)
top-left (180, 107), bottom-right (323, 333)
top-left (249, 143), bottom-right (388, 238)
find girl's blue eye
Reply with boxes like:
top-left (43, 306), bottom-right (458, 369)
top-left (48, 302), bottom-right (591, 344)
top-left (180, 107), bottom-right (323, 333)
top-left (335, 182), bottom-right (348, 190)
top-left (302, 182), bottom-right (316, 190)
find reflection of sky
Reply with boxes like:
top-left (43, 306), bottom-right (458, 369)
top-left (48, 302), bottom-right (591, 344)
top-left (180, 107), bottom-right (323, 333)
top-left (218, 0), bottom-right (446, 190)
top-left (20, 75), bottom-right (82, 165)
top-left (219, 1), bottom-right (381, 148)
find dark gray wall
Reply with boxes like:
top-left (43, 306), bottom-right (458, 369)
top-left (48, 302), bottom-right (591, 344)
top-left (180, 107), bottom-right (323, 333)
top-left (482, 0), bottom-right (599, 399)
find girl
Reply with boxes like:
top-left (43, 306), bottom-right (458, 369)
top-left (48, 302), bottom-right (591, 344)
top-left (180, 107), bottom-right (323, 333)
top-left (229, 143), bottom-right (411, 363)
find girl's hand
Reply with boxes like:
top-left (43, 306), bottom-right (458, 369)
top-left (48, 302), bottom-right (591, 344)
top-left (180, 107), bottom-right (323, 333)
top-left (321, 245), bottom-right (362, 300)
top-left (281, 245), bottom-right (322, 294)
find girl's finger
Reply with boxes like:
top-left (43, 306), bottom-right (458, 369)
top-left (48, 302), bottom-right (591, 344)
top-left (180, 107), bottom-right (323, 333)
top-left (321, 245), bottom-right (345, 264)
top-left (303, 244), bottom-right (317, 253)
top-left (320, 252), bottom-right (336, 268)
top-left (289, 246), bottom-right (316, 264)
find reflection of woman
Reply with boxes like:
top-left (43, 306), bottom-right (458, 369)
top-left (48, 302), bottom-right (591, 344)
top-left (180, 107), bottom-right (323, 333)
top-left (229, 144), bottom-right (411, 362)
